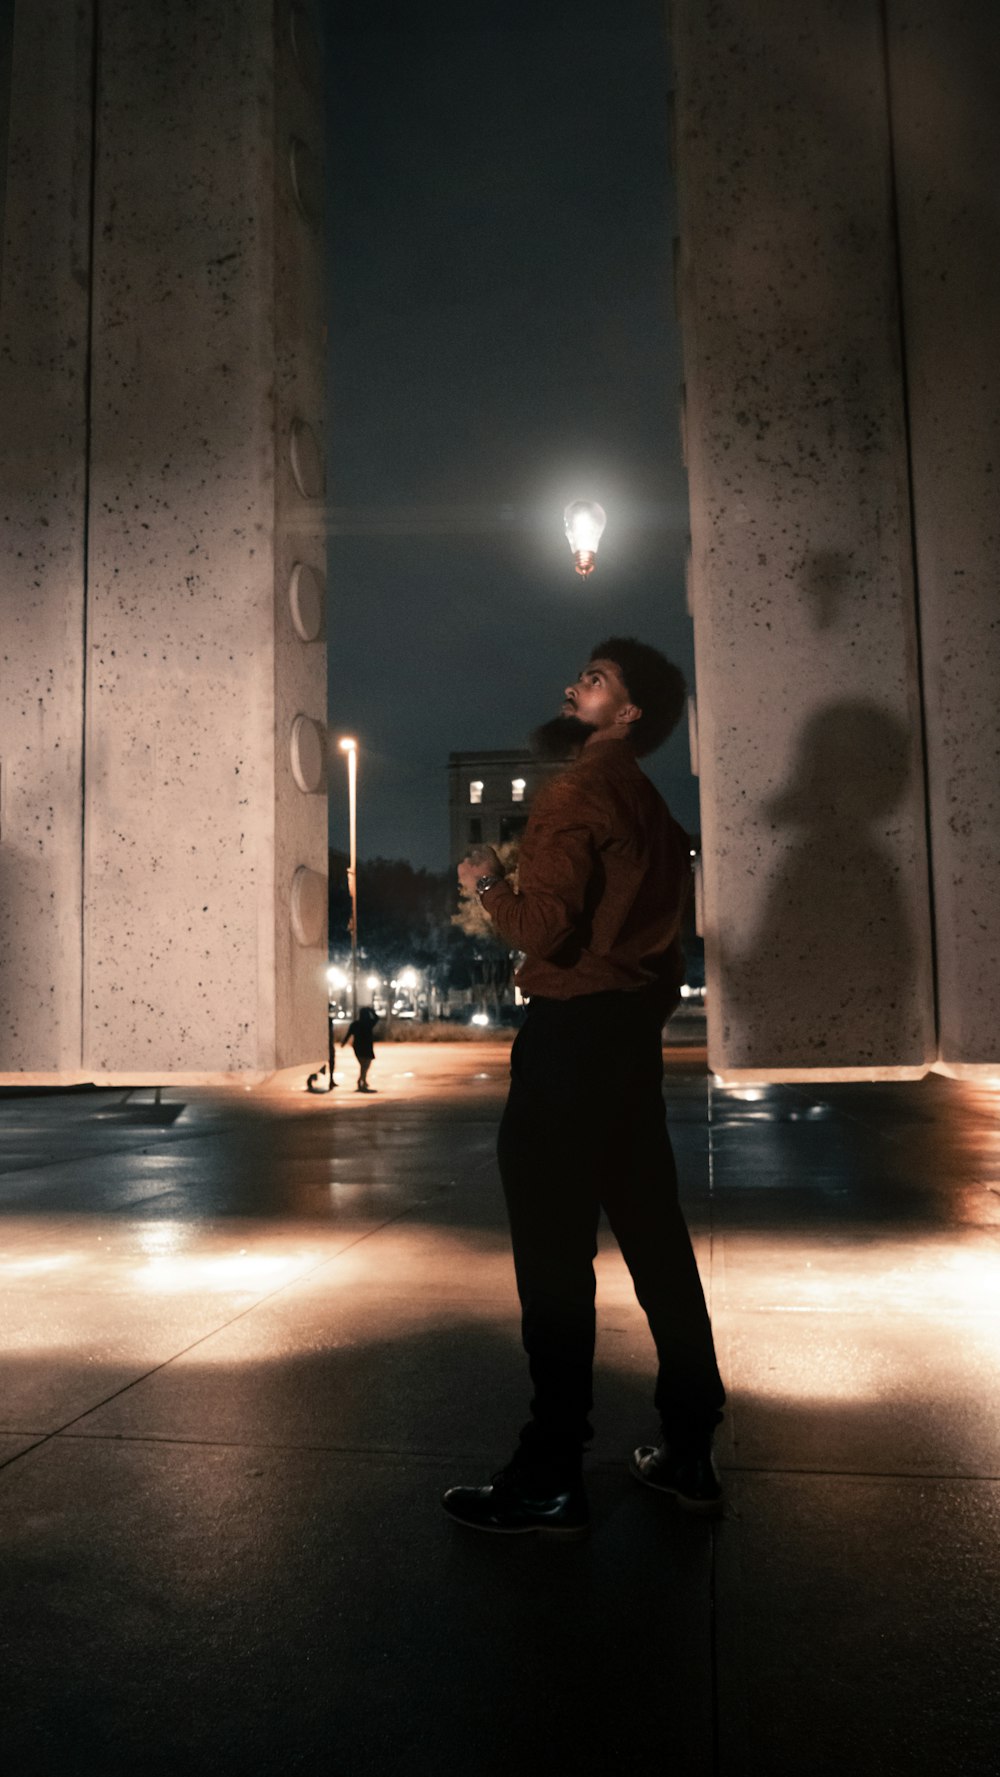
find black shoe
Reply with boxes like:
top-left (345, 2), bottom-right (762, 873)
top-left (630, 1441), bottom-right (722, 1516)
top-left (441, 1465), bottom-right (589, 1540)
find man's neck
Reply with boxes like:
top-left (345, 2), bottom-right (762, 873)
top-left (583, 727), bottom-right (633, 749)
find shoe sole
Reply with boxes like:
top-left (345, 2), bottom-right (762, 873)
top-left (442, 1508), bottom-right (588, 1542)
top-left (628, 1453), bottom-right (723, 1517)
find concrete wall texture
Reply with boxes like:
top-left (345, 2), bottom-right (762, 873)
top-left (0, 0), bottom-right (328, 1080)
top-left (672, 0), bottom-right (1000, 1080)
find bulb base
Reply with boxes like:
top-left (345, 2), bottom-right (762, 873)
top-left (573, 550), bottom-right (596, 577)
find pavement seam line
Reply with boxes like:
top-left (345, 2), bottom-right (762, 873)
top-left (0, 1180), bottom-right (463, 1476)
top-left (2, 1430), bottom-right (996, 1488)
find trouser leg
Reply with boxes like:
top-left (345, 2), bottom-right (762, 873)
top-left (497, 994), bottom-right (725, 1475)
top-left (600, 1086), bottom-right (725, 1447)
top-left (497, 1074), bottom-right (602, 1479)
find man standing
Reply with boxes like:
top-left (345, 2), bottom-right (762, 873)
top-left (443, 638), bottom-right (725, 1540)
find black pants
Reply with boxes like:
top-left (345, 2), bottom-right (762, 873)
top-left (497, 991), bottom-right (725, 1480)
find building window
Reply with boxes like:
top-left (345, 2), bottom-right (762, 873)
top-left (469, 779), bottom-right (483, 805)
top-left (499, 814), bottom-right (527, 845)
top-left (469, 817), bottom-right (482, 844)
top-left (511, 777), bottom-right (526, 803)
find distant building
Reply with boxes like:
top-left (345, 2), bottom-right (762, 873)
top-left (448, 750), bottom-right (564, 867)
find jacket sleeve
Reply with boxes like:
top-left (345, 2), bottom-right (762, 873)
top-left (480, 780), bottom-right (605, 959)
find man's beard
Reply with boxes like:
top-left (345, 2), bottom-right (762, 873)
top-left (529, 713), bottom-right (596, 761)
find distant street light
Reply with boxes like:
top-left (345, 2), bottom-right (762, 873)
top-left (339, 737), bottom-right (359, 1019)
top-left (563, 500), bottom-right (607, 577)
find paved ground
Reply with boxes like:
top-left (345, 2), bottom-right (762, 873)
top-left (1, 1043), bottom-right (999, 1775)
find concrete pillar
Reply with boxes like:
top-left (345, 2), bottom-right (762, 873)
top-left (0, 0), bottom-right (92, 1074)
top-left (672, 0), bottom-right (938, 1080)
top-left (888, 0), bottom-right (1000, 1076)
top-left (0, 0), bottom-right (327, 1081)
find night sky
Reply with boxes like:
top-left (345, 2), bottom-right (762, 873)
top-left (325, 1), bottom-right (696, 870)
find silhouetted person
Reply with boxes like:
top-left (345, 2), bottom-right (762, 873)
top-left (341, 1005), bottom-right (380, 1092)
top-left (442, 638), bottom-right (725, 1540)
top-left (719, 700), bottom-right (918, 1069)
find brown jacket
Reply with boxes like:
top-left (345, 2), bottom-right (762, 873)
top-left (481, 740), bottom-right (691, 1006)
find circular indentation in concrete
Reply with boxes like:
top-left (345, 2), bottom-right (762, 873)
top-left (289, 562), bottom-right (325, 641)
top-left (290, 714), bottom-right (326, 793)
top-left (290, 865), bottom-right (326, 948)
top-left (289, 419), bottom-right (325, 499)
top-left (289, 136), bottom-right (323, 227)
top-left (290, 3), bottom-right (322, 89)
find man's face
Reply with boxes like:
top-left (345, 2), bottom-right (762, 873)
top-left (530, 657), bottom-right (639, 761)
top-left (562, 658), bottom-right (637, 735)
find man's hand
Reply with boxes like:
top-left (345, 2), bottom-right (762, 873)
top-left (457, 844), bottom-right (504, 896)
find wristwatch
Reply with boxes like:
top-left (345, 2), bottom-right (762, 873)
top-left (475, 873), bottom-right (504, 898)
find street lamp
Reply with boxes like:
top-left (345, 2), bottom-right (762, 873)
top-left (339, 737), bottom-right (359, 1019)
top-left (563, 500), bottom-right (607, 577)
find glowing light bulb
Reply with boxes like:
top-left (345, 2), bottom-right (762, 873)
top-left (563, 500), bottom-right (607, 577)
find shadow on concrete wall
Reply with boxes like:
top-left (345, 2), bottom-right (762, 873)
top-left (0, 843), bottom-right (58, 1072)
top-left (716, 700), bottom-right (920, 1069)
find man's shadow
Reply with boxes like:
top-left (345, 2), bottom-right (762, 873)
top-left (716, 701), bottom-right (926, 1070)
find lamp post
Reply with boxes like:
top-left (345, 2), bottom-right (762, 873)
top-left (339, 737), bottom-right (359, 1020)
top-left (308, 962), bottom-right (344, 1094)
top-left (563, 500), bottom-right (607, 577)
